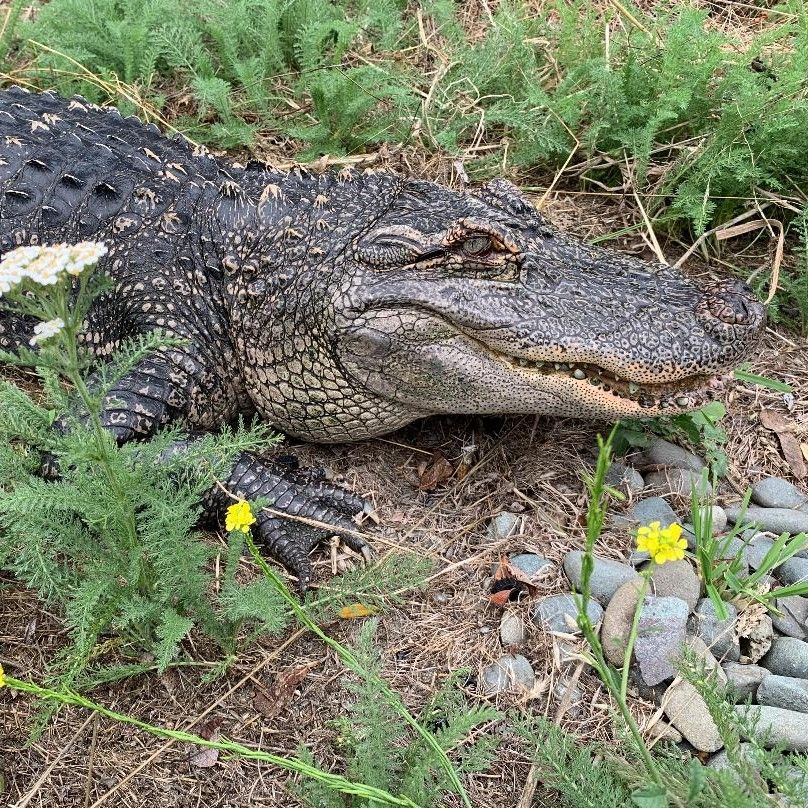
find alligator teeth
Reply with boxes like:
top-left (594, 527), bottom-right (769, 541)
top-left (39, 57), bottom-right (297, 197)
top-left (628, 382), bottom-right (639, 395)
top-left (573, 368), bottom-right (586, 380)
top-left (675, 396), bottom-right (690, 407)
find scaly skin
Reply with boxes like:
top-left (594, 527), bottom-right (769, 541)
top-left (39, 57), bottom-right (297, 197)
top-left (0, 87), bottom-right (766, 586)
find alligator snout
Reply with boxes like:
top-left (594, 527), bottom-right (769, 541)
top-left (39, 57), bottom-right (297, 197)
top-left (696, 279), bottom-right (765, 343)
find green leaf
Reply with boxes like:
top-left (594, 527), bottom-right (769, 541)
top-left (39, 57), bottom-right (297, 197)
top-left (733, 370), bottom-right (793, 393)
top-left (686, 758), bottom-right (706, 801)
top-left (631, 783), bottom-right (668, 808)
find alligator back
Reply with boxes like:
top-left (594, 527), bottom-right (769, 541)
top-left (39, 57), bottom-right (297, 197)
top-left (0, 87), bottom-right (228, 248)
top-left (0, 88), bottom-right (241, 353)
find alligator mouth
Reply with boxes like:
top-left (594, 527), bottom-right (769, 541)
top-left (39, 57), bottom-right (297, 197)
top-left (499, 353), bottom-right (726, 411)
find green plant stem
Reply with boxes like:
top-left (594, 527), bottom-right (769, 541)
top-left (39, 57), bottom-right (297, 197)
top-left (245, 534), bottom-right (472, 808)
top-left (5, 675), bottom-right (419, 808)
top-left (619, 566), bottom-right (652, 703)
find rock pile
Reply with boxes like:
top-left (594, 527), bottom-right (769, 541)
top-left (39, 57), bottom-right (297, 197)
top-left (481, 438), bottom-right (808, 765)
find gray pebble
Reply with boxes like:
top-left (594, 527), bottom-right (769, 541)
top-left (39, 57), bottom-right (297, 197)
top-left (735, 704), bottom-right (808, 751)
top-left (761, 637), bottom-right (808, 679)
top-left (722, 662), bottom-right (769, 701)
top-left (635, 596), bottom-right (690, 686)
top-left (624, 497), bottom-right (680, 529)
top-left (601, 579), bottom-right (643, 666)
top-left (662, 637), bottom-right (726, 752)
top-left (758, 674), bottom-right (808, 713)
top-left (488, 511), bottom-right (519, 540)
top-left (725, 505), bottom-right (808, 538)
top-left (707, 743), bottom-right (764, 788)
top-left (689, 598), bottom-right (741, 662)
top-left (482, 654), bottom-right (535, 694)
top-left (645, 468), bottom-right (712, 498)
top-left (650, 559), bottom-right (701, 612)
top-left (772, 596), bottom-right (808, 640)
top-left (752, 478), bottom-right (808, 510)
top-left (500, 612), bottom-right (526, 647)
top-left (635, 438), bottom-right (706, 473)
top-left (563, 550), bottom-right (640, 605)
top-left (606, 462), bottom-right (645, 495)
top-left (709, 506), bottom-right (728, 535)
top-left (648, 721), bottom-right (682, 744)
top-left (508, 553), bottom-right (553, 579)
top-left (778, 556), bottom-right (808, 587)
top-left (743, 534), bottom-right (776, 571)
top-left (533, 593), bottom-right (603, 634)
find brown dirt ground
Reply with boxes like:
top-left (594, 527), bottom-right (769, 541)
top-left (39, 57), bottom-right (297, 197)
top-left (2, 0), bottom-right (808, 803)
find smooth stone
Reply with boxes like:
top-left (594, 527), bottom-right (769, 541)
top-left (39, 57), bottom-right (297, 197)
top-left (508, 553), bottom-right (553, 579)
top-left (488, 511), bottom-right (519, 540)
top-left (563, 551), bottom-right (640, 605)
top-left (606, 462), bottom-right (645, 495)
top-left (627, 497), bottom-right (680, 529)
top-left (662, 637), bottom-right (725, 752)
top-left (645, 468), bottom-right (712, 498)
top-left (707, 743), bottom-right (763, 788)
top-left (649, 559), bottom-right (701, 612)
top-left (743, 534), bottom-right (776, 571)
top-left (735, 705), bottom-right (808, 750)
top-left (772, 596), bottom-right (808, 639)
top-left (533, 594), bottom-right (603, 634)
top-left (635, 596), bottom-right (690, 686)
top-left (761, 637), bottom-right (808, 679)
top-left (722, 662), bottom-right (769, 701)
top-left (752, 478), bottom-right (808, 510)
top-left (757, 674), bottom-right (808, 713)
top-left (482, 654), bottom-right (535, 694)
top-left (601, 579), bottom-right (644, 666)
top-left (500, 612), bottom-right (526, 647)
top-left (709, 506), bottom-right (728, 535)
top-left (689, 598), bottom-right (741, 662)
top-left (778, 556), bottom-right (808, 587)
top-left (636, 438), bottom-right (705, 473)
top-left (726, 505), bottom-right (808, 537)
top-left (603, 561), bottom-right (700, 666)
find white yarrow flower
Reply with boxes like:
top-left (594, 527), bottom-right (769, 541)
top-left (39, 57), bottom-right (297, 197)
top-left (0, 240), bottom-right (107, 294)
top-left (66, 241), bottom-right (108, 276)
top-left (29, 317), bottom-right (65, 346)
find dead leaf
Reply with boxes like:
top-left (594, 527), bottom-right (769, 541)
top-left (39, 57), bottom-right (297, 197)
top-left (188, 718), bottom-right (222, 768)
top-left (252, 662), bottom-right (319, 720)
top-left (760, 408), bottom-right (806, 478)
top-left (760, 408), bottom-right (794, 433)
top-left (417, 450), bottom-right (454, 491)
top-left (802, 444), bottom-right (808, 463)
top-left (338, 603), bottom-right (379, 619)
top-left (488, 555), bottom-right (539, 605)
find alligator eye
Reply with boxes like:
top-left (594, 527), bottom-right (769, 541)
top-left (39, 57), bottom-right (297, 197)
top-left (461, 236), bottom-right (492, 256)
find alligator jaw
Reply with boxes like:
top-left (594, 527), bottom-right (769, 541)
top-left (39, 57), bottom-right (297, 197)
top-left (498, 351), bottom-right (727, 415)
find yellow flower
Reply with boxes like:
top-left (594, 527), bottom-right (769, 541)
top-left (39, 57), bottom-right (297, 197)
top-left (225, 500), bottom-right (256, 533)
top-left (636, 521), bottom-right (687, 565)
top-left (0, 663), bottom-right (5, 688)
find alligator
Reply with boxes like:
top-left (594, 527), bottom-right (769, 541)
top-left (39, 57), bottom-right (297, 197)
top-left (0, 87), bottom-right (766, 587)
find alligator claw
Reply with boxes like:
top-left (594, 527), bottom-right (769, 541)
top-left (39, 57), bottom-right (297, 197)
top-left (219, 454), bottom-right (373, 592)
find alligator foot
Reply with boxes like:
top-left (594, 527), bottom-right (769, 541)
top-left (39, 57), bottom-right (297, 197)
top-left (212, 452), bottom-right (373, 592)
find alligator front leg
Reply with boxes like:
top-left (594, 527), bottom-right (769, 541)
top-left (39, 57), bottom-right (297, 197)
top-left (204, 452), bottom-right (372, 591)
top-left (101, 354), bottom-right (372, 590)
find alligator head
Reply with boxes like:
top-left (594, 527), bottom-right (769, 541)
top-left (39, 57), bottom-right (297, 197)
top-left (232, 172), bottom-right (765, 442)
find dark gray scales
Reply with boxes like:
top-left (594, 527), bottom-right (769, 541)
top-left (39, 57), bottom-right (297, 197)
top-left (0, 87), bottom-right (766, 587)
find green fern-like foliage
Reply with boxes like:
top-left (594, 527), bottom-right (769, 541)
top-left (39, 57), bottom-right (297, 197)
top-left (0, 368), bottom-right (289, 687)
top-left (293, 620), bottom-right (499, 807)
